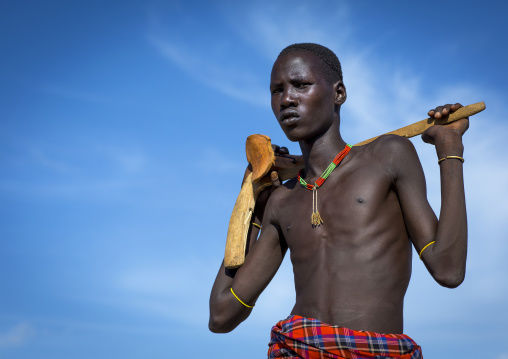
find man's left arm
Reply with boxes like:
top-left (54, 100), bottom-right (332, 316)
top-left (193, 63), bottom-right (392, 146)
top-left (392, 103), bottom-right (468, 288)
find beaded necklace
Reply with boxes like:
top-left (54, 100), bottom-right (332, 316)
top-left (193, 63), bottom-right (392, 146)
top-left (297, 144), bottom-right (352, 226)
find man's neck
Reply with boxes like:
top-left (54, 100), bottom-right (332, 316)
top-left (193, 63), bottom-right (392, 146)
top-left (299, 125), bottom-right (347, 181)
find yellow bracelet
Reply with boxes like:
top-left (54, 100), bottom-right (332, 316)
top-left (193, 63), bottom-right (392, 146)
top-left (438, 156), bottom-right (464, 164)
top-left (251, 222), bottom-right (262, 230)
top-left (230, 287), bottom-right (254, 308)
top-left (419, 241), bottom-right (436, 260)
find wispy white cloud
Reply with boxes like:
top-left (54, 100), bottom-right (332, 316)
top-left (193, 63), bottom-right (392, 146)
top-left (200, 147), bottom-right (245, 175)
top-left (0, 141), bottom-right (154, 203)
top-left (148, 36), bottom-right (270, 108)
top-left (99, 254), bottom-right (295, 330)
top-left (35, 83), bottom-right (114, 104)
top-left (219, 2), bottom-right (352, 59)
top-left (146, 2), bottom-right (351, 112)
top-left (29, 147), bottom-right (80, 174)
top-left (109, 257), bottom-right (217, 326)
top-left (0, 179), bottom-right (153, 201)
top-left (92, 145), bottom-right (149, 174)
top-left (0, 322), bottom-right (34, 347)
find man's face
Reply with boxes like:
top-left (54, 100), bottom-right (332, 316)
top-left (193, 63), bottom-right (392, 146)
top-left (270, 52), bottom-right (342, 142)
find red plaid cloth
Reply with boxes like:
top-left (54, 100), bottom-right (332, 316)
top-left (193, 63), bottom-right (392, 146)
top-left (268, 315), bottom-right (422, 359)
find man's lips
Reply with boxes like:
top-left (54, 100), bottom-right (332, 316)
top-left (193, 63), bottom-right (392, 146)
top-left (280, 110), bottom-right (300, 123)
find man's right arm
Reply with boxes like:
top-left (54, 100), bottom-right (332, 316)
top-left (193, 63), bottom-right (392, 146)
top-left (389, 104), bottom-right (469, 288)
top-left (208, 177), bottom-right (288, 333)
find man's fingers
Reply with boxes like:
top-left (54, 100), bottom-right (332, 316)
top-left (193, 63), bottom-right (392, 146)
top-left (429, 104), bottom-right (456, 119)
top-left (270, 171), bottom-right (281, 188)
top-left (430, 106), bottom-right (444, 118)
top-left (424, 102), bottom-right (468, 145)
top-left (451, 103), bottom-right (462, 112)
top-left (272, 144), bottom-right (290, 155)
top-left (279, 146), bottom-right (289, 155)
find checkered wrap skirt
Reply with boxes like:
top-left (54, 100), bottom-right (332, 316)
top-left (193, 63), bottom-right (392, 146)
top-left (268, 315), bottom-right (422, 359)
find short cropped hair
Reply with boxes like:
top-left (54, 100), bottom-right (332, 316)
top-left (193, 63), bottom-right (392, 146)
top-left (278, 43), bottom-right (343, 84)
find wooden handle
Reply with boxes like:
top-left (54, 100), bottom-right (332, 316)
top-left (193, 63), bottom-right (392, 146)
top-left (224, 173), bottom-right (272, 268)
top-left (355, 102), bottom-right (486, 146)
top-left (224, 172), bottom-right (255, 268)
top-left (246, 134), bottom-right (275, 182)
top-left (225, 135), bottom-right (278, 268)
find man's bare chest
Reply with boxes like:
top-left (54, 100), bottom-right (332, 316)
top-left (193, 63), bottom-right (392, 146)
top-left (276, 162), bottom-right (398, 246)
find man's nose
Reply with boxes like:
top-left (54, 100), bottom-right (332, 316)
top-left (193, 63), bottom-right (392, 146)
top-left (280, 88), bottom-right (297, 109)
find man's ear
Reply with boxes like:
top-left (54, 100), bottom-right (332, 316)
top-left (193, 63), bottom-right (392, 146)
top-left (334, 81), bottom-right (346, 105)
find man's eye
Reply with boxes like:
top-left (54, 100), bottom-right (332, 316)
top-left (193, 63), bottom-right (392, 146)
top-left (272, 88), bottom-right (282, 94)
top-left (297, 83), bottom-right (310, 88)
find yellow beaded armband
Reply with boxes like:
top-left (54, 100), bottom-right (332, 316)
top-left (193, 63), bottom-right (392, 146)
top-left (251, 222), bottom-right (262, 230)
top-left (230, 287), bottom-right (254, 308)
top-left (438, 156), bottom-right (464, 164)
top-left (419, 241), bottom-right (436, 260)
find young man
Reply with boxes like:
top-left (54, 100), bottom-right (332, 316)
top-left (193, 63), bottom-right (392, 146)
top-left (209, 43), bottom-right (468, 358)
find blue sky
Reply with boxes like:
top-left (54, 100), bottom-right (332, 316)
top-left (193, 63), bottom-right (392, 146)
top-left (1, 0), bottom-right (507, 358)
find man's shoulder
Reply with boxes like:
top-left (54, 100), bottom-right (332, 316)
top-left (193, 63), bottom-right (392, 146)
top-left (369, 134), bottom-right (415, 151)
top-left (361, 134), bottom-right (417, 162)
top-left (353, 135), bottom-right (421, 183)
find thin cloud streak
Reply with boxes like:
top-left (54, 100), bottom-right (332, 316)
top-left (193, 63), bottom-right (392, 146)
top-left (100, 254), bottom-right (295, 330)
top-left (221, 2), bottom-right (352, 59)
top-left (148, 36), bottom-right (269, 108)
top-left (35, 83), bottom-right (115, 104)
top-left (29, 147), bottom-right (80, 174)
top-left (0, 323), bottom-right (34, 347)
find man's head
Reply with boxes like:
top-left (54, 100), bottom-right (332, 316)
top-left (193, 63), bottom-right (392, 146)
top-left (278, 43), bottom-right (343, 85)
top-left (270, 43), bottom-right (346, 142)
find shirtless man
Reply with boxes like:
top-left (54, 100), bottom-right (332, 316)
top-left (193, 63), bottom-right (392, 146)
top-left (209, 43), bottom-right (468, 358)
